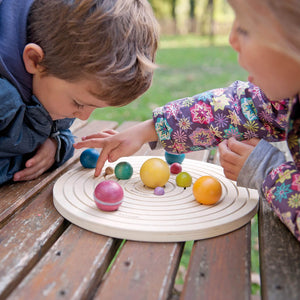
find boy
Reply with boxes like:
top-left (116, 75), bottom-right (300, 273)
top-left (0, 0), bottom-right (159, 184)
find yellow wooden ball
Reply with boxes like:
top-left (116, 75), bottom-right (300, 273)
top-left (140, 158), bottom-right (170, 188)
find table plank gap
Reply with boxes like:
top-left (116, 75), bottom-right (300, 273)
top-left (94, 240), bottom-right (184, 300)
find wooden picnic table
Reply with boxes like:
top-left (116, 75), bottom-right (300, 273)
top-left (0, 119), bottom-right (299, 300)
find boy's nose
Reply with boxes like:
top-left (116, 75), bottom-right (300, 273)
top-left (229, 20), bottom-right (240, 53)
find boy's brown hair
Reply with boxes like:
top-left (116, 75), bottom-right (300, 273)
top-left (27, 0), bottom-right (159, 106)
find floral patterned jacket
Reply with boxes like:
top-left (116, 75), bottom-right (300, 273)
top-left (152, 81), bottom-right (300, 241)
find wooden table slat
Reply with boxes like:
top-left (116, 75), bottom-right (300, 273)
top-left (94, 241), bottom-right (184, 300)
top-left (181, 223), bottom-right (252, 300)
top-left (0, 183), bottom-right (66, 299)
top-left (7, 226), bottom-right (122, 300)
top-left (258, 199), bottom-right (300, 300)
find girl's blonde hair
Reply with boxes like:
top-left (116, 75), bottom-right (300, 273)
top-left (229, 0), bottom-right (300, 63)
top-left (27, 0), bottom-right (159, 106)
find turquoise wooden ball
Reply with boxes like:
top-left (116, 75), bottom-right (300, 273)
top-left (164, 151), bottom-right (185, 165)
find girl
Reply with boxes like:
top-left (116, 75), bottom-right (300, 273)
top-left (74, 0), bottom-right (300, 241)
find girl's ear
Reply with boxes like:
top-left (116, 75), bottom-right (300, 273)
top-left (23, 43), bottom-right (45, 74)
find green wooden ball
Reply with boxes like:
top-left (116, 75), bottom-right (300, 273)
top-left (114, 162), bottom-right (133, 180)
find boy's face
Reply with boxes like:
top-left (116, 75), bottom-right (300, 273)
top-left (228, 1), bottom-right (300, 101)
top-left (32, 74), bottom-right (108, 120)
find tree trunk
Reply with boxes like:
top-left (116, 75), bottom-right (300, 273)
top-left (171, 0), bottom-right (177, 34)
top-left (199, 0), bottom-right (215, 43)
top-left (189, 0), bottom-right (196, 33)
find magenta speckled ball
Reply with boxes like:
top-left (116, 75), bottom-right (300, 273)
top-left (94, 180), bottom-right (124, 211)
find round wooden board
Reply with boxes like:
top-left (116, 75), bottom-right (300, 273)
top-left (53, 156), bottom-right (259, 242)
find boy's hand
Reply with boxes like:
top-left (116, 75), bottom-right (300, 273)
top-left (218, 137), bottom-right (260, 181)
top-left (13, 138), bottom-right (57, 181)
top-left (74, 120), bottom-right (158, 177)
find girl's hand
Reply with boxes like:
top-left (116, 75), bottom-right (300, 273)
top-left (74, 120), bottom-right (158, 177)
top-left (13, 138), bottom-right (58, 181)
top-left (218, 137), bottom-right (260, 181)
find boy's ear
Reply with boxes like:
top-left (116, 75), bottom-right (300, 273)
top-left (23, 43), bottom-right (45, 74)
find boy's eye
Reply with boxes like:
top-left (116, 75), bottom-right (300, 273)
top-left (236, 26), bottom-right (248, 36)
top-left (73, 100), bottom-right (84, 109)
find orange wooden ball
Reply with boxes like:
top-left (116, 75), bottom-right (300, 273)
top-left (193, 176), bottom-right (222, 205)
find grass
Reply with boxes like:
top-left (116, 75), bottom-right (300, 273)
top-left (90, 34), bottom-right (259, 294)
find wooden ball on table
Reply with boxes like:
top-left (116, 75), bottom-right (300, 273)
top-left (80, 148), bottom-right (100, 168)
top-left (114, 162), bottom-right (133, 180)
top-left (165, 151), bottom-right (185, 165)
top-left (94, 180), bottom-right (124, 211)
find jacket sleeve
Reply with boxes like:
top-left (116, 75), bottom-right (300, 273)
top-left (152, 81), bottom-right (289, 153)
top-left (51, 118), bottom-right (75, 168)
top-left (0, 78), bottom-right (53, 157)
top-left (0, 79), bottom-right (52, 184)
top-left (0, 78), bottom-right (74, 184)
top-left (238, 140), bottom-right (300, 241)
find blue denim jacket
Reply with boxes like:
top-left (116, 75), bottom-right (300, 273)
top-left (0, 0), bottom-right (75, 184)
top-left (0, 78), bottom-right (74, 185)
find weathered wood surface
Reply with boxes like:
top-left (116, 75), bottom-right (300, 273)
top-left (258, 199), bottom-right (300, 300)
top-left (181, 223), bottom-right (251, 300)
top-left (2, 120), bottom-right (297, 300)
top-left (8, 224), bottom-right (121, 300)
top-left (95, 241), bottom-right (184, 300)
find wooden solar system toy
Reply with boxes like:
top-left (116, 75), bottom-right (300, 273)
top-left (53, 155), bottom-right (258, 242)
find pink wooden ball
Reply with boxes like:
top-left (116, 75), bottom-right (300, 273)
top-left (94, 180), bottom-right (124, 211)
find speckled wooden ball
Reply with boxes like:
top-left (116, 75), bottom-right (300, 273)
top-left (94, 180), bottom-right (124, 211)
top-left (165, 151), bottom-right (185, 165)
top-left (104, 166), bottom-right (114, 176)
top-left (170, 162), bottom-right (182, 174)
top-left (114, 162), bottom-right (133, 180)
top-left (154, 186), bottom-right (165, 195)
top-left (80, 148), bottom-right (100, 169)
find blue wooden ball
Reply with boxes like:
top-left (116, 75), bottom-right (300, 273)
top-left (80, 148), bottom-right (100, 168)
top-left (164, 151), bottom-right (185, 165)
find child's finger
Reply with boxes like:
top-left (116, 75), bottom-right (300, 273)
top-left (25, 157), bottom-right (35, 168)
top-left (242, 138), bottom-right (260, 147)
top-left (227, 137), bottom-right (255, 155)
top-left (94, 151), bottom-right (110, 177)
top-left (218, 139), bottom-right (240, 162)
top-left (73, 139), bottom-right (106, 149)
top-left (81, 130), bottom-right (118, 141)
top-left (218, 139), bottom-right (228, 154)
top-left (102, 129), bottom-right (118, 135)
top-left (13, 163), bottom-right (43, 181)
top-left (107, 145), bottom-right (128, 163)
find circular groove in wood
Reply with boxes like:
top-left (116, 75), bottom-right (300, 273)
top-left (53, 156), bottom-right (258, 242)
